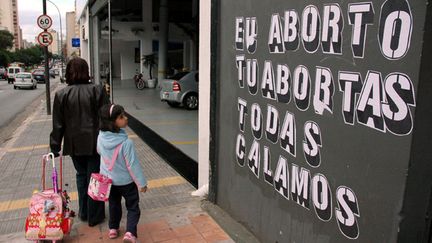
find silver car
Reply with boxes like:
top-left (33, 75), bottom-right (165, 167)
top-left (160, 71), bottom-right (198, 110)
top-left (14, 72), bottom-right (37, 90)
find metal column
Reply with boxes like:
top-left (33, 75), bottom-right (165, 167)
top-left (158, 0), bottom-right (168, 83)
top-left (108, 0), bottom-right (113, 102)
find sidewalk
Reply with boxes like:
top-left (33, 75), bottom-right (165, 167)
top-left (0, 83), bottom-right (233, 243)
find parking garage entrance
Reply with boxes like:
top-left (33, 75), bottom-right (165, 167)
top-left (91, 0), bottom-right (199, 187)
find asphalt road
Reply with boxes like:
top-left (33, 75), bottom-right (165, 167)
top-left (0, 77), bottom-right (59, 129)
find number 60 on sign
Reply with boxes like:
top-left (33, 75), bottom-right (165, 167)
top-left (37, 14), bottom-right (52, 29)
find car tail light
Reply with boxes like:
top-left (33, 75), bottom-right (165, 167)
top-left (172, 81), bottom-right (181, 92)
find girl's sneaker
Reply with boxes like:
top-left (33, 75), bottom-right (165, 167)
top-left (123, 232), bottom-right (137, 243)
top-left (108, 229), bottom-right (119, 239)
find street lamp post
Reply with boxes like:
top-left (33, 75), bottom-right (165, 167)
top-left (46, 0), bottom-right (63, 74)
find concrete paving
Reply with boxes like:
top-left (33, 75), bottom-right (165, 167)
top-left (0, 83), bottom-right (231, 243)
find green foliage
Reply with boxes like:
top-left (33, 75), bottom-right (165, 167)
top-left (0, 41), bottom-right (53, 67)
top-left (13, 46), bottom-right (47, 66)
top-left (0, 50), bottom-right (11, 66)
top-left (142, 53), bottom-right (157, 79)
top-left (0, 30), bottom-right (14, 50)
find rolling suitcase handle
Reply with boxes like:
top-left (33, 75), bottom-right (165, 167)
top-left (41, 153), bottom-right (63, 192)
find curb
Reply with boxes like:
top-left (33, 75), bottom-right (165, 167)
top-left (201, 200), bottom-right (260, 243)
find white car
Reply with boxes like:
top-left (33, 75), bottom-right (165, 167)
top-left (14, 72), bottom-right (37, 90)
top-left (160, 71), bottom-right (199, 110)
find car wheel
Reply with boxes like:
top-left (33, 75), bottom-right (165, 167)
top-left (167, 101), bottom-right (180, 108)
top-left (183, 93), bottom-right (198, 110)
top-left (13, 86), bottom-right (16, 89)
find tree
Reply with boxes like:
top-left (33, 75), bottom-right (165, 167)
top-left (13, 46), bottom-right (45, 66)
top-left (0, 30), bottom-right (14, 50)
top-left (0, 50), bottom-right (11, 66)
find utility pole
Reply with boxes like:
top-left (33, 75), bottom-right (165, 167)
top-left (43, 0), bottom-right (51, 115)
top-left (108, 0), bottom-right (113, 102)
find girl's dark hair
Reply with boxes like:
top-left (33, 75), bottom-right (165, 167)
top-left (65, 57), bottom-right (90, 85)
top-left (99, 104), bottom-right (125, 133)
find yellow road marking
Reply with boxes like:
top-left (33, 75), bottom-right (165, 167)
top-left (5, 144), bottom-right (49, 152)
top-left (171, 140), bottom-right (198, 145)
top-left (3, 135), bottom-right (138, 152)
top-left (32, 119), bottom-right (52, 123)
top-left (148, 176), bottom-right (186, 188)
top-left (0, 176), bottom-right (186, 213)
top-left (2, 138), bottom-right (197, 152)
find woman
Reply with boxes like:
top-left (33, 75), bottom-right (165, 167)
top-left (50, 57), bottom-right (108, 227)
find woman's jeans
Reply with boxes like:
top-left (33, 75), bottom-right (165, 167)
top-left (71, 154), bottom-right (105, 225)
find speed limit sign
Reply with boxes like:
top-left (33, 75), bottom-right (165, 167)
top-left (37, 15), bottom-right (52, 29)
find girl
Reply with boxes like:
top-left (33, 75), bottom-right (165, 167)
top-left (97, 104), bottom-right (148, 243)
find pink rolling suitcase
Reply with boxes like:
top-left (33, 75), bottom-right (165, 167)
top-left (25, 153), bottom-right (75, 242)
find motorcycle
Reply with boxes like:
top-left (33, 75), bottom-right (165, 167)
top-left (133, 71), bottom-right (146, 90)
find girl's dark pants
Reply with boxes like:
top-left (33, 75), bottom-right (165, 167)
top-left (109, 182), bottom-right (141, 237)
top-left (71, 154), bottom-right (105, 225)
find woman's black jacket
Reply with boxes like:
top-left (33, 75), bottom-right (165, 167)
top-left (50, 83), bottom-right (109, 156)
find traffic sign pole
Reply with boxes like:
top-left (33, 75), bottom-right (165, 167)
top-left (42, 0), bottom-right (51, 115)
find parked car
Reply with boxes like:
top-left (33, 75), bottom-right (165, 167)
top-left (0, 67), bottom-right (6, 80)
top-left (7, 66), bottom-right (25, 84)
top-left (160, 71), bottom-right (198, 110)
top-left (32, 69), bottom-right (46, 83)
top-left (13, 72), bottom-right (37, 90)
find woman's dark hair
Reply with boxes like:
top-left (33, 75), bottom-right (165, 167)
top-left (65, 57), bottom-right (90, 84)
top-left (99, 104), bottom-right (125, 133)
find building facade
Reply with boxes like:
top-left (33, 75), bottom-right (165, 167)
top-left (76, 0), bottom-right (432, 242)
top-left (0, 0), bottom-right (21, 50)
top-left (22, 40), bottom-right (33, 49)
top-left (47, 29), bottom-right (59, 55)
top-left (66, 11), bottom-right (79, 58)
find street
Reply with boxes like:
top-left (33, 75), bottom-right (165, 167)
top-left (0, 77), bottom-right (58, 129)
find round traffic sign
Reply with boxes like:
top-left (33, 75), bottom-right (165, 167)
top-left (37, 15), bottom-right (52, 29)
top-left (37, 31), bottom-right (53, 46)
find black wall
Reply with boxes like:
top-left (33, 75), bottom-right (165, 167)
top-left (210, 0), bottom-right (432, 242)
